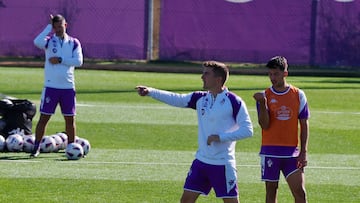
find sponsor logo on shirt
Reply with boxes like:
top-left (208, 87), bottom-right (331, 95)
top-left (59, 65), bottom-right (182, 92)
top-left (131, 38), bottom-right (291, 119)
top-left (270, 98), bottom-right (277, 103)
top-left (275, 105), bottom-right (292, 120)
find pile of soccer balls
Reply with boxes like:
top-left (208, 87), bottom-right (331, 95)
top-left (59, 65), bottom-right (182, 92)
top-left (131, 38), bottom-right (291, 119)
top-left (0, 132), bottom-right (90, 160)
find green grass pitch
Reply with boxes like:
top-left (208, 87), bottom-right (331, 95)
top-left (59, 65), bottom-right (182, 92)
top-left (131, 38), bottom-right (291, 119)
top-left (0, 67), bottom-right (359, 202)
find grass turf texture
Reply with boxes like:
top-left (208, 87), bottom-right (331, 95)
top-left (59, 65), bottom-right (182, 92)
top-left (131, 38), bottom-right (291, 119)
top-left (0, 67), bottom-right (359, 202)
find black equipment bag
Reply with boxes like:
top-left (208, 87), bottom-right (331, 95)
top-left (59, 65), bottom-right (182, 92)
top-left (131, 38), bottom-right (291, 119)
top-left (0, 99), bottom-right (36, 138)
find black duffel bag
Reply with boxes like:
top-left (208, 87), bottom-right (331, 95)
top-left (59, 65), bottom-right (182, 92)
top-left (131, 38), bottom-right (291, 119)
top-left (0, 99), bottom-right (36, 138)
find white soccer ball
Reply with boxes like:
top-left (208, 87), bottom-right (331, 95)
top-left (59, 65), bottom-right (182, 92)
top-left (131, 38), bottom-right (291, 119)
top-left (0, 135), bottom-right (6, 152)
top-left (40, 136), bottom-right (56, 153)
top-left (6, 134), bottom-right (24, 152)
top-left (23, 134), bottom-right (35, 153)
top-left (76, 137), bottom-right (91, 156)
top-left (50, 134), bottom-right (63, 152)
top-left (65, 142), bottom-right (84, 160)
top-left (57, 132), bottom-right (68, 150)
top-left (74, 135), bottom-right (80, 143)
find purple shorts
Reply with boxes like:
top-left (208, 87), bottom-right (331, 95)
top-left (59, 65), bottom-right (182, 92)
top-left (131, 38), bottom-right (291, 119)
top-left (40, 87), bottom-right (76, 116)
top-left (260, 155), bottom-right (299, 181)
top-left (183, 159), bottom-right (238, 198)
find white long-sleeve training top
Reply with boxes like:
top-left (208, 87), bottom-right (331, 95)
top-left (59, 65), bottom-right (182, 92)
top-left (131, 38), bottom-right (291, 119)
top-left (148, 88), bottom-right (253, 165)
top-left (34, 24), bottom-right (83, 89)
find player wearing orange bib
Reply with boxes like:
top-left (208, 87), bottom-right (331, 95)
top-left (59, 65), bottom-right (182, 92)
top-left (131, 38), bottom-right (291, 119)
top-left (253, 56), bottom-right (310, 203)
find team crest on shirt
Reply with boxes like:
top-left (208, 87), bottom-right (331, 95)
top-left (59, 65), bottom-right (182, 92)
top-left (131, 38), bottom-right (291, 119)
top-left (275, 105), bottom-right (293, 120)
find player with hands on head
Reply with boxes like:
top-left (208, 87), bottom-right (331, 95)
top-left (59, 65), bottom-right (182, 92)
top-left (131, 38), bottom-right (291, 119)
top-left (31, 14), bottom-right (83, 158)
top-left (253, 56), bottom-right (310, 203)
top-left (136, 61), bottom-right (253, 203)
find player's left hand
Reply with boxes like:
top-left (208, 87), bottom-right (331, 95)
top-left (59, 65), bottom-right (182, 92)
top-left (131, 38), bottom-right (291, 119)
top-left (49, 57), bottom-right (60, 64)
top-left (297, 152), bottom-right (308, 168)
top-left (207, 134), bottom-right (220, 145)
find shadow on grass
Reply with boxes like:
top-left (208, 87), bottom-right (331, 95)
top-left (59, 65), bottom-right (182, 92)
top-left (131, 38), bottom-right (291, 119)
top-left (0, 151), bottom-right (69, 161)
top-left (0, 154), bottom-right (33, 160)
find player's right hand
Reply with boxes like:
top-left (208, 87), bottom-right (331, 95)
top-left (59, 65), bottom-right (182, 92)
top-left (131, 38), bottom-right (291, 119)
top-left (49, 14), bottom-right (53, 24)
top-left (253, 92), bottom-right (266, 103)
top-left (135, 86), bottom-right (149, 96)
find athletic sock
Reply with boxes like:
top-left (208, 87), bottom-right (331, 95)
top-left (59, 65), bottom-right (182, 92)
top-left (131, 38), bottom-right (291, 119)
top-left (33, 141), bottom-right (40, 152)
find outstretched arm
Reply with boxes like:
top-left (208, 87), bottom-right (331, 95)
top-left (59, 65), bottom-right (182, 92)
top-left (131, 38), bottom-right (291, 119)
top-left (135, 85), bottom-right (193, 108)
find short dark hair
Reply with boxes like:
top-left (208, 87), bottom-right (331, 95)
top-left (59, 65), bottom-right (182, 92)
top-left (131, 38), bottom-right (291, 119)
top-left (266, 56), bottom-right (288, 72)
top-left (52, 14), bottom-right (66, 25)
top-left (203, 61), bottom-right (229, 85)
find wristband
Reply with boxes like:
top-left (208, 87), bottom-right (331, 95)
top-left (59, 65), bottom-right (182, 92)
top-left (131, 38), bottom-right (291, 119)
top-left (58, 57), bottom-right (62, 63)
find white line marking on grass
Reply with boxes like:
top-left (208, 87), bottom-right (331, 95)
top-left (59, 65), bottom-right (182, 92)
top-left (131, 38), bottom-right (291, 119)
top-left (0, 160), bottom-right (40, 163)
top-left (63, 161), bottom-right (190, 166)
top-left (312, 111), bottom-right (360, 115)
top-left (77, 103), bottom-right (95, 107)
top-left (59, 161), bottom-right (360, 170)
top-left (1, 159), bottom-right (359, 170)
top-left (77, 103), bottom-right (177, 109)
top-left (77, 103), bottom-right (360, 115)
top-left (309, 166), bottom-right (360, 170)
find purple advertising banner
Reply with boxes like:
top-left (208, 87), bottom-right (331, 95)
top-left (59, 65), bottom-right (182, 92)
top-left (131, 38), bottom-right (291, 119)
top-left (0, 0), bottom-right (359, 66)
top-left (0, 0), bottom-right (148, 60)
top-left (159, 0), bottom-right (360, 66)
top-left (315, 0), bottom-right (360, 66)
top-left (159, 0), bottom-right (312, 64)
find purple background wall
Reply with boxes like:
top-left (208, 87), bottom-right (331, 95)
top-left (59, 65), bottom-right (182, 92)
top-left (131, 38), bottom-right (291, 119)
top-left (160, 0), bottom-right (312, 64)
top-left (159, 0), bottom-right (360, 66)
top-left (0, 0), bottom-right (148, 60)
top-left (0, 0), bottom-right (359, 66)
top-left (315, 1), bottom-right (360, 66)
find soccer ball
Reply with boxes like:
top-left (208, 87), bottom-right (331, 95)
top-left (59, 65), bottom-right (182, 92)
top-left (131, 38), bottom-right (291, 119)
top-left (74, 135), bottom-right (80, 143)
top-left (0, 135), bottom-right (6, 152)
top-left (65, 143), bottom-right (84, 160)
top-left (57, 132), bottom-right (68, 150)
top-left (40, 136), bottom-right (56, 153)
top-left (6, 133), bottom-right (24, 152)
top-left (76, 137), bottom-right (91, 156)
top-left (23, 134), bottom-right (35, 153)
top-left (50, 134), bottom-right (63, 152)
